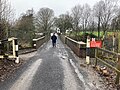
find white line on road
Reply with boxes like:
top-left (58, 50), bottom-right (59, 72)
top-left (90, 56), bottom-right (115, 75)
top-left (9, 59), bottom-right (42, 90)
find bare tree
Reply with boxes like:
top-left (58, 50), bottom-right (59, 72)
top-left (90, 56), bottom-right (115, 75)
top-left (0, 0), bottom-right (14, 39)
top-left (111, 13), bottom-right (120, 31)
top-left (35, 7), bottom-right (54, 34)
top-left (81, 4), bottom-right (91, 32)
top-left (71, 5), bottom-right (82, 31)
top-left (93, 0), bottom-right (119, 39)
top-left (93, 1), bottom-right (104, 39)
top-left (71, 5), bottom-right (82, 40)
top-left (101, 0), bottom-right (118, 37)
top-left (88, 12), bottom-right (97, 33)
top-left (54, 12), bottom-right (73, 33)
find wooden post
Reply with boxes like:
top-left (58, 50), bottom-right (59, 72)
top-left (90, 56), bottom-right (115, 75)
top-left (12, 38), bottom-right (15, 57)
top-left (14, 38), bottom-right (19, 64)
top-left (33, 39), bottom-right (37, 49)
top-left (113, 34), bottom-right (115, 52)
top-left (86, 36), bottom-right (90, 64)
top-left (95, 48), bottom-right (98, 67)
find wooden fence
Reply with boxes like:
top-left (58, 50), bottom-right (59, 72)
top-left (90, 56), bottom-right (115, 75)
top-left (95, 47), bottom-right (120, 84)
top-left (0, 37), bottom-right (19, 63)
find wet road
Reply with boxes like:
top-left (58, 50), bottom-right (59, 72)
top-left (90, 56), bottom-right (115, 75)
top-left (0, 38), bottom-right (100, 90)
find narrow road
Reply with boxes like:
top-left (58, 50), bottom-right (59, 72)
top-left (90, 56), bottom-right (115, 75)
top-left (0, 37), bottom-right (103, 90)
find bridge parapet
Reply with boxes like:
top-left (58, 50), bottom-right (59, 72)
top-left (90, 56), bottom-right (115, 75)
top-left (33, 36), bottom-right (49, 49)
top-left (65, 36), bottom-right (86, 58)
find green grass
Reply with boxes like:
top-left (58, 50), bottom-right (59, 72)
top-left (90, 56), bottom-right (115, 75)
top-left (70, 31), bottom-right (119, 38)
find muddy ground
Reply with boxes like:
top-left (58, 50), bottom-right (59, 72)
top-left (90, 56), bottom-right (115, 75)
top-left (0, 49), bottom-right (36, 82)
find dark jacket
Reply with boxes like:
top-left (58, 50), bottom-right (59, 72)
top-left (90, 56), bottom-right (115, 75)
top-left (51, 35), bottom-right (57, 43)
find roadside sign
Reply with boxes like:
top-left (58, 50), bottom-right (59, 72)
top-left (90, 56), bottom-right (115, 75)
top-left (90, 40), bottom-right (102, 48)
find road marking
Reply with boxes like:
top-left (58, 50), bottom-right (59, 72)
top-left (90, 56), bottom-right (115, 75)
top-left (9, 59), bottom-right (42, 90)
top-left (69, 59), bottom-right (90, 90)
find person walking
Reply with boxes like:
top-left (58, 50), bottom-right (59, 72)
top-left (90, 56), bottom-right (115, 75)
top-left (51, 33), bottom-right (57, 47)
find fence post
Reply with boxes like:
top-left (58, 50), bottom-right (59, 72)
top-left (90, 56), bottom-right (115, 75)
top-left (86, 36), bottom-right (90, 64)
top-left (113, 34), bottom-right (115, 52)
top-left (115, 55), bottom-right (120, 84)
top-left (95, 48), bottom-right (98, 67)
top-left (14, 38), bottom-right (19, 63)
top-left (1, 43), bottom-right (4, 55)
top-left (33, 39), bottom-right (37, 49)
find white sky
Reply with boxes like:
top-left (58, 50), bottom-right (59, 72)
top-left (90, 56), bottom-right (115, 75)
top-left (10, 0), bottom-right (100, 18)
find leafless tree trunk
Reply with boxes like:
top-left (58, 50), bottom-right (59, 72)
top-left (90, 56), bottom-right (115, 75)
top-left (101, 0), bottom-right (118, 38)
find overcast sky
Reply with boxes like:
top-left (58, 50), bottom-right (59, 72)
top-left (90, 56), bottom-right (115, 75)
top-left (10, 0), bottom-right (100, 18)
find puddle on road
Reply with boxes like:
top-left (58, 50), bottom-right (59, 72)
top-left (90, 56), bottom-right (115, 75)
top-left (57, 51), bottom-right (79, 90)
top-left (69, 59), bottom-right (90, 90)
top-left (9, 59), bottom-right (42, 90)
